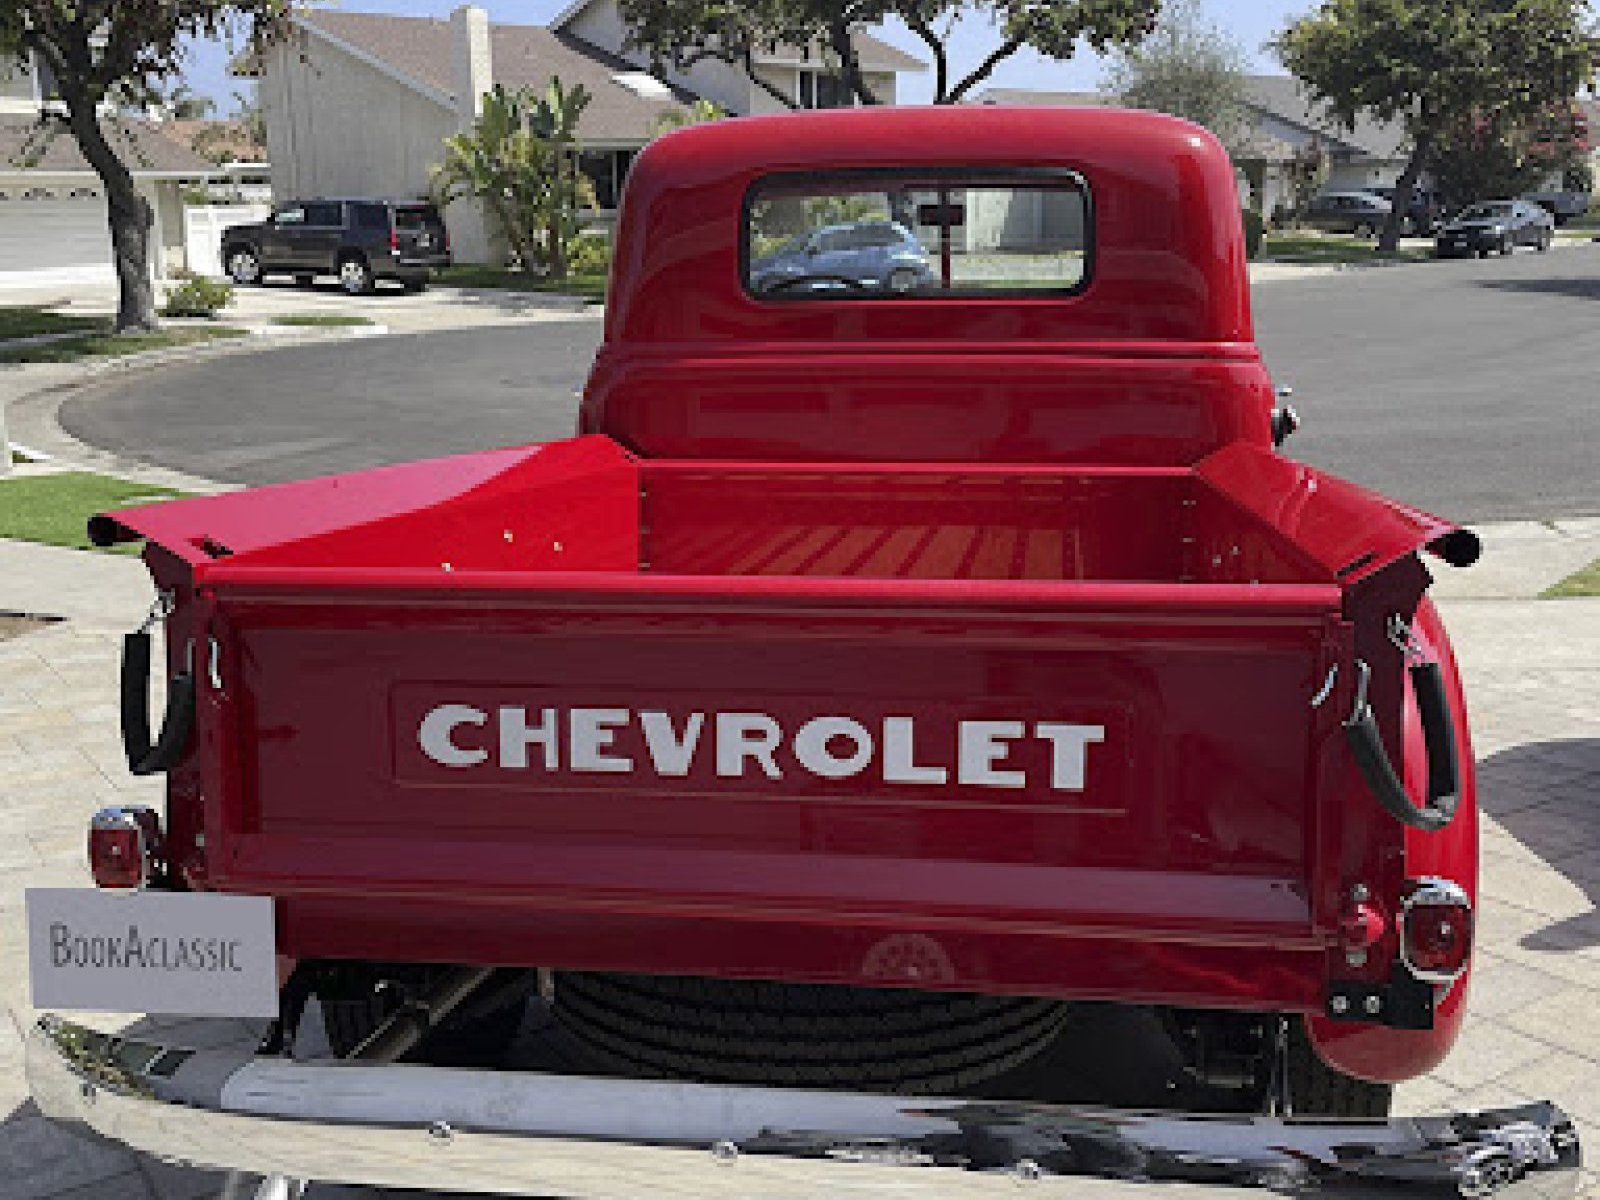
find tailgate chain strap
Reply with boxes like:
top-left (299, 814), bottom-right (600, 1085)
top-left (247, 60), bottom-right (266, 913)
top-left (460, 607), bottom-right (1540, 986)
top-left (121, 589), bottom-right (197, 777)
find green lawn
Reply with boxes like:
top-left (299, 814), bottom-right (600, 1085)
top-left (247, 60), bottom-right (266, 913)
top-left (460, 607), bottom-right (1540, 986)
top-left (0, 326), bottom-right (246, 364)
top-left (271, 314), bottom-right (374, 328)
top-left (437, 265), bottom-right (607, 303)
top-left (1261, 233), bottom-right (1430, 265)
top-left (0, 472), bottom-right (189, 553)
top-left (1542, 558), bottom-right (1600, 598)
top-left (0, 306), bottom-right (107, 340)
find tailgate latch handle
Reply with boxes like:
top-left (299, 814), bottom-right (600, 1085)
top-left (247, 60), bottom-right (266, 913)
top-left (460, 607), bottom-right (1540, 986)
top-left (1343, 654), bottom-right (1460, 833)
top-left (121, 592), bottom-right (196, 777)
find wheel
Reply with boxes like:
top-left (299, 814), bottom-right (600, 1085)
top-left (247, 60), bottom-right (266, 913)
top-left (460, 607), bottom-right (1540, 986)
top-left (552, 973), bottom-right (1070, 1095)
top-left (400, 275), bottom-right (429, 293)
top-left (226, 247), bottom-right (262, 285)
top-left (1285, 1018), bottom-right (1392, 1117)
top-left (294, 273), bottom-right (315, 287)
top-left (1477, 246), bottom-right (1491, 259)
top-left (886, 268), bottom-right (919, 293)
top-left (337, 254), bottom-right (375, 295)
top-left (1353, 222), bottom-right (1374, 239)
top-left (1538, 229), bottom-right (1552, 252)
top-left (1500, 236), bottom-right (1514, 256)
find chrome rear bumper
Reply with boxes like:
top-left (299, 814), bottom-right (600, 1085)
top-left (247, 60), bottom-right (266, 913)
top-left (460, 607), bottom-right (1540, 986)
top-left (28, 1015), bottom-right (1581, 1199)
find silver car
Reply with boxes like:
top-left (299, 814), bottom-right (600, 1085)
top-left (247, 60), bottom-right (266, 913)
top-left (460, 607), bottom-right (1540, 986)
top-left (751, 220), bottom-right (933, 295)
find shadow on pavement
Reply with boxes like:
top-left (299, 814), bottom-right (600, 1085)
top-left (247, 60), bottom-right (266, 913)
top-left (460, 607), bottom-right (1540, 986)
top-left (1476, 276), bottom-right (1600, 301)
top-left (1475, 738), bottom-right (1600, 951)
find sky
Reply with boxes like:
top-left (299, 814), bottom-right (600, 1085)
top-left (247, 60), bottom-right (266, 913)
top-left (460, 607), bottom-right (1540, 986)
top-left (182, 0), bottom-right (1312, 116)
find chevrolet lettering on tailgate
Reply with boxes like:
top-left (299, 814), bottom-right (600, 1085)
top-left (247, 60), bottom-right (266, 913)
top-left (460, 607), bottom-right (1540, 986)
top-left (417, 704), bottom-right (1107, 791)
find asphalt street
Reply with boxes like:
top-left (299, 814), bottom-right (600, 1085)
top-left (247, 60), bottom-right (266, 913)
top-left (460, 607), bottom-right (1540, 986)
top-left (60, 244), bottom-right (1600, 520)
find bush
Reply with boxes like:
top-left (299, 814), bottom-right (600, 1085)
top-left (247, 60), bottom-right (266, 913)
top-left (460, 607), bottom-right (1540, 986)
top-left (566, 233), bottom-right (611, 275)
top-left (1242, 208), bottom-right (1265, 259)
top-left (162, 272), bottom-right (235, 319)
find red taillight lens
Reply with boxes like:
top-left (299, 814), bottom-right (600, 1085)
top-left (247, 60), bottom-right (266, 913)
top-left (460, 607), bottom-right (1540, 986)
top-left (1401, 878), bottom-right (1473, 982)
top-left (88, 807), bottom-right (162, 891)
top-left (390, 228), bottom-right (399, 251)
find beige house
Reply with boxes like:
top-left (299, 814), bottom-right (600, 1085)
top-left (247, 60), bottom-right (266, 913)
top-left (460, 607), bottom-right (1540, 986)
top-left (252, 5), bottom-right (925, 264)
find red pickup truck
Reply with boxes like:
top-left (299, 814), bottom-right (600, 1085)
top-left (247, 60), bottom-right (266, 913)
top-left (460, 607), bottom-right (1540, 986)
top-left (28, 107), bottom-right (1580, 1197)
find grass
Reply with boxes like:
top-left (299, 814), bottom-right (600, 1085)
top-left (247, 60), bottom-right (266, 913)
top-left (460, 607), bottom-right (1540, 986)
top-left (437, 265), bottom-right (607, 303)
top-left (271, 314), bottom-right (374, 328)
top-left (0, 472), bottom-right (188, 553)
top-left (0, 306), bottom-right (106, 341)
top-left (1260, 233), bottom-right (1431, 265)
top-left (1542, 558), bottom-right (1600, 598)
top-left (0, 326), bottom-right (246, 364)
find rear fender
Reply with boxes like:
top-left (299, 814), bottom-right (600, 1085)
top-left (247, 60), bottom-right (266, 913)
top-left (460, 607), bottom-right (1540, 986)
top-left (1307, 596), bottom-right (1477, 1083)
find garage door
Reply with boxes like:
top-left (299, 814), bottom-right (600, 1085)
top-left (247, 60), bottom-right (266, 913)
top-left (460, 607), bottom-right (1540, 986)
top-left (0, 193), bottom-right (113, 288)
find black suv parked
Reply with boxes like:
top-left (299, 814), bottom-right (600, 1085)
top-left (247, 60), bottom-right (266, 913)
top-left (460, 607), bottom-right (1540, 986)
top-left (221, 199), bottom-right (451, 294)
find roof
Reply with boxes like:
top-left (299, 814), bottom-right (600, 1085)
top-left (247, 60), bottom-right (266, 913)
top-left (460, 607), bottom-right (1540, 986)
top-left (0, 116), bottom-right (213, 176)
top-left (547, 0), bottom-right (923, 72)
top-left (299, 9), bottom-right (708, 142)
top-left (1240, 75), bottom-right (1407, 160)
top-left (155, 118), bottom-right (267, 166)
top-left (977, 77), bottom-right (1410, 161)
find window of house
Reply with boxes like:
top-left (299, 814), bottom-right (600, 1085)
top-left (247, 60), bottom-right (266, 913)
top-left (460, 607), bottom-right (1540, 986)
top-left (798, 70), bottom-right (854, 109)
top-left (579, 149), bottom-right (637, 211)
top-left (745, 169), bottom-right (1090, 300)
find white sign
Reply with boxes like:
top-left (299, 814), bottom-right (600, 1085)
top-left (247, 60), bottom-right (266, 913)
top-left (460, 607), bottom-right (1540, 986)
top-left (27, 889), bottom-right (278, 1019)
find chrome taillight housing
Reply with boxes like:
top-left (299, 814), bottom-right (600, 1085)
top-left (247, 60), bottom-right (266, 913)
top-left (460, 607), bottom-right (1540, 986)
top-left (1400, 877), bottom-right (1473, 983)
top-left (88, 806), bottom-right (164, 892)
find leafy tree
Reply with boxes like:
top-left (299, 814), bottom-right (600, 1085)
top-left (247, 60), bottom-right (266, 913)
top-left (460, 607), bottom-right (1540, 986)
top-left (0, 3), bottom-right (295, 331)
top-left (652, 98), bottom-right (726, 135)
top-left (616, 0), bottom-right (1161, 109)
top-left (431, 80), bottom-right (597, 280)
top-left (1100, 0), bottom-right (1251, 156)
top-left (1276, 0), bottom-right (1595, 251)
top-left (1429, 102), bottom-right (1591, 212)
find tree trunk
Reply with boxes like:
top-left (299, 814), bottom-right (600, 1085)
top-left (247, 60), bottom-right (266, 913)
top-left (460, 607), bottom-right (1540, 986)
top-left (826, 20), bottom-right (877, 106)
top-left (1380, 132), bottom-right (1433, 254)
top-left (66, 107), bottom-right (158, 331)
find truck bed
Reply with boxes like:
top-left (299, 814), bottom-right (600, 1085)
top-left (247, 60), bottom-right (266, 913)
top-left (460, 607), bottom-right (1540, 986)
top-left (98, 436), bottom-right (1466, 1012)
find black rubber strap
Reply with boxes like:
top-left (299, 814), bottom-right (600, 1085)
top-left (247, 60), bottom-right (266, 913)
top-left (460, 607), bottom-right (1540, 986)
top-left (1344, 661), bottom-right (1460, 833)
top-left (121, 630), bottom-right (196, 776)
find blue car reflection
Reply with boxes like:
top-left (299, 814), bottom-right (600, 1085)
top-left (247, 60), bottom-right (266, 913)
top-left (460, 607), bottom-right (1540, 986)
top-left (751, 221), bottom-right (934, 294)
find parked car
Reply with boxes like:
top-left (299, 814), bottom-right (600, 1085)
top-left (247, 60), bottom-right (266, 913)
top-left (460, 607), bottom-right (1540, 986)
top-left (1434, 199), bottom-right (1554, 258)
top-left (220, 197), bottom-right (451, 294)
top-left (1304, 190), bottom-right (1392, 237)
top-left (751, 219), bottom-right (933, 293)
top-left (1363, 186), bottom-right (1439, 236)
top-left (1522, 189), bottom-right (1590, 226)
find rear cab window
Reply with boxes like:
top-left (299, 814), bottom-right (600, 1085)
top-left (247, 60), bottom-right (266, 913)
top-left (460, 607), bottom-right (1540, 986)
top-left (744, 169), bottom-right (1090, 300)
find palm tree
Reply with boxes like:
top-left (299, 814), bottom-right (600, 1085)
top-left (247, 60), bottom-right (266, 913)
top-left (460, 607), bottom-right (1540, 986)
top-left (527, 77), bottom-right (594, 280)
top-left (431, 85), bottom-right (551, 272)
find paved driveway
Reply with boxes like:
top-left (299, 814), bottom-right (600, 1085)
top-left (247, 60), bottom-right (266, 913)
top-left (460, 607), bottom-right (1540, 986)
top-left (57, 244), bottom-right (1600, 521)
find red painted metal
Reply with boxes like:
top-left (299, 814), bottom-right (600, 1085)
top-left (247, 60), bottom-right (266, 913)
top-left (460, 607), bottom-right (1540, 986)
top-left (97, 107), bottom-right (1479, 1086)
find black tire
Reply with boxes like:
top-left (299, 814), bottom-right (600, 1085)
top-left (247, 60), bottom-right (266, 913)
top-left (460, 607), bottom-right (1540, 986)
top-left (1285, 1019), bottom-right (1392, 1118)
top-left (1477, 246), bottom-right (1491, 259)
top-left (1538, 229), bottom-right (1552, 252)
top-left (401, 275), bottom-right (429, 293)
top-left (552, 972), bottom-right (1069, 1095)
top-left (294, 273), bottom-right (315, 287)
top-left (226, 247), bottom-right (262, 285)
top-left (337, 254), bottom-right (375, 296)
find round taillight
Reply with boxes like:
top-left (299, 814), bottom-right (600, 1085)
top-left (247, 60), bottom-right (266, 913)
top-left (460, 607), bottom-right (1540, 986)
top-left (1401, 878), bottom-right (1473, 983)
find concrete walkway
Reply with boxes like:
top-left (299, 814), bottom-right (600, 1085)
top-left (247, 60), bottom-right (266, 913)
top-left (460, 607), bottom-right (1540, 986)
top-left (0, 529), bottom-right (1595, 1198)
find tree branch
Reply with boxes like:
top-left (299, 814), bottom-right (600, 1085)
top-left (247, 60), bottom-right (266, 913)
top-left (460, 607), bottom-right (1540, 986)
top-left (946, 35), bottom-right (1024, 105)
top-left (740, 44), bottom-right (801, 109)
top-left (903, 9), bottom-right (949, 104)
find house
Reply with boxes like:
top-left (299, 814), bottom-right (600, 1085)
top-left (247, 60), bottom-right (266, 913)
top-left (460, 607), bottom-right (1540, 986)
top-left (250, 5), bottom-right (926, 264)
top-left (0, 51), bottom-right (214, 283)
top-left (979, 78), bottom-right (1415, 218)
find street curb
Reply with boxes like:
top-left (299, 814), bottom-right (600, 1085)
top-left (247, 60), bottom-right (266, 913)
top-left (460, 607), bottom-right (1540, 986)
top-left (1, 324), bottom-right (386, 494)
